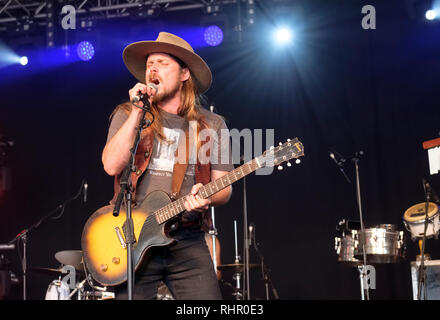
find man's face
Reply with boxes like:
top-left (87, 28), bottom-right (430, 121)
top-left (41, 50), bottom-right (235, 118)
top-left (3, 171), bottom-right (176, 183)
top-left (145, 53), bottom-right (189, 103)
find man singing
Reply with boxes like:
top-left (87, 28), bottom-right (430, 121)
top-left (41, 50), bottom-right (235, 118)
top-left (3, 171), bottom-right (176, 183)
top-left (102, 32), bottom-right (233, 299)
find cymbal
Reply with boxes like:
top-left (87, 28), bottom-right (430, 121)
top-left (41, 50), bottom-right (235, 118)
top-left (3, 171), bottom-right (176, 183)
top-left (217, 263), bottom-right (259, 272)
top-left (29, 267), bottom-right (65, 277)
top-left (55, 250), bottom-right (83, 271)
top-left (30, 266), bottom-right (84, 277)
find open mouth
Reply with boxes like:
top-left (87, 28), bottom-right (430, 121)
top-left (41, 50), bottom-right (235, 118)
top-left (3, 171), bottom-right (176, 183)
top-left (149, 78), bottom-right (160, 85)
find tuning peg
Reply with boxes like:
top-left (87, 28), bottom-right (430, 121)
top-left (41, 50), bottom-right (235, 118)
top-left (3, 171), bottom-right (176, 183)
top-left (295, 159), bottom-right (301, 165)
top-left (277, 165), bottom-right (283, 170)
top-left (287, 138), bottom-right (291, 142)
top-left (279, 142), bottom-right (282, 146)
top-left (270, 146), bottom-right (274, 150)
top-left (287, 161), bottom-right (292, 167)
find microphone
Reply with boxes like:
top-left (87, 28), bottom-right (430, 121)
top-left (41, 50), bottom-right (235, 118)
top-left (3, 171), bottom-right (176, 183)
top-left (423, 178), bottom-right (440, 204)
top-left (329, 150), bottom-right (351, 183)
top-left (329, 151), bottom-right (346, 166)
top-left (131, 83), bottom-right (158, 103)
top-left (83, 180), bottom-right (88, 203)
top-left (329, 152), bottom-right (339, 166)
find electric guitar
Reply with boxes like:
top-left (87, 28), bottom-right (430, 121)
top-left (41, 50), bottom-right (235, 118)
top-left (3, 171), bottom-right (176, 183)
top-left (81, 138), bottom-right (304, 286)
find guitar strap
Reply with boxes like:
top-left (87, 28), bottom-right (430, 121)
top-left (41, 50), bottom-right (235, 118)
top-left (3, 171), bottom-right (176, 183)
top-left (170, 121), bottom-right (191, 200)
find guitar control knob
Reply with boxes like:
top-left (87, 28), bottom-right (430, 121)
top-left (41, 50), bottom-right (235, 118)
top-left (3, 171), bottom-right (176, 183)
top-left (277, 165), bottom-right (283, 170)
top-left (101, 264), bottom-right (108, 272)
top-left (112, 257), bottom-right (120, 265)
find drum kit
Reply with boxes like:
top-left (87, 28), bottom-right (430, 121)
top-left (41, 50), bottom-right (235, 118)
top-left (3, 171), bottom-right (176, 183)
top-left (335, 202), bottom-right (440, 266)
top-left (31, 250), bottom-right (114, 300)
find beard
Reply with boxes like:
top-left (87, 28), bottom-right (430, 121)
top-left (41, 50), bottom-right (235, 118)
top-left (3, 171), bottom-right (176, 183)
top-left (152, 80), bottom-right (182, 105)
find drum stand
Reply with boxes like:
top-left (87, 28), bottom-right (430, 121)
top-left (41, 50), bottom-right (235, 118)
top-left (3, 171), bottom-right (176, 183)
top-left (68, 278), bottom-right (87, 300)
top-left (232, 220), bottom-right (243, 300)
top-left (416, 180), bottom-right (432, 300)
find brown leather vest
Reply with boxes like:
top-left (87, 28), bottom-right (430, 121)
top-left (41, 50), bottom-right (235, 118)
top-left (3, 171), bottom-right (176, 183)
top-left (110, 122), bottom-right (212, 231)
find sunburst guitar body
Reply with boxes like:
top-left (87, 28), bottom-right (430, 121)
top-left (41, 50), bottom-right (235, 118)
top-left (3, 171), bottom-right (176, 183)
top-left (81, 190), bottom-right (175, 286)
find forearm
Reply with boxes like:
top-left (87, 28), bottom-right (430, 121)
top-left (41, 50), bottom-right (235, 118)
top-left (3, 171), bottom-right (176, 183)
top-left (102, 109), bottom-right (143, 176)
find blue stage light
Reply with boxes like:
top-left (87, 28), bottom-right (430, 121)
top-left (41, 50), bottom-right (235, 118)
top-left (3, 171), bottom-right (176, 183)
top-left (76, 41), bottom-right (95, 61)
top-left (203, 25), bottom-right (223, 47)
top-left (19, 56), bottom-right (28, 66)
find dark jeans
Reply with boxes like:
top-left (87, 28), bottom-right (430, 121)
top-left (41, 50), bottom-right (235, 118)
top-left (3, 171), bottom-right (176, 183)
top-left (115, 227), bottom-right (222, 300)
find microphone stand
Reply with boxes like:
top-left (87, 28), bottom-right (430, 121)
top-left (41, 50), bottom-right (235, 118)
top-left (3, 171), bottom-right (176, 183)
top-left (330, 149), bottom-right (369, 300)
top-left (7, 179), bottom-right (86, 300)
top-left (112, 98), bottom-right (153, 300)
top-left (209, 105), bottom-right (218, 277)
top-left (243, 175), bottom-right (251, 300)
top-left (352, 152), bottom-right (370, 300)
top-left (417, 180), bottom-right (431, 300)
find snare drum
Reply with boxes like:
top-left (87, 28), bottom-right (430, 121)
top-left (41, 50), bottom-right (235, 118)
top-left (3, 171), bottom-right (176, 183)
top-left (352, 224), bottom-right (405, 264)
top-left (403, 202), bottom-right (439, 240)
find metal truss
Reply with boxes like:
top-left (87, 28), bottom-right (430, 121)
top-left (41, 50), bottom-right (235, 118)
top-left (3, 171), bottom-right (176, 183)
top-left (0, 0), bottom-right (237, 31)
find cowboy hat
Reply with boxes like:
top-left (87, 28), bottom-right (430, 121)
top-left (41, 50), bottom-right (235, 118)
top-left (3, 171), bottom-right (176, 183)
top-left (123, 32), bottom-right (212, 94)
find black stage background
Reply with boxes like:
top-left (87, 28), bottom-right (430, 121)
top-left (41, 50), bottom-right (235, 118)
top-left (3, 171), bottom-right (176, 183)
top-left (1, 0), bottom-right (440, 299)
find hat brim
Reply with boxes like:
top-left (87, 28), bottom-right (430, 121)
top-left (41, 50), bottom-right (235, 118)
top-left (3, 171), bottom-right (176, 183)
top-left (123, 41), bottom-right (212, 94)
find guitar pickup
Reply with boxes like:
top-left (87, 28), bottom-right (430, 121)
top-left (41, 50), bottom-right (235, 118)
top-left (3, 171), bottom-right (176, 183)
top-left (114, 227), bottom-right (126, 248)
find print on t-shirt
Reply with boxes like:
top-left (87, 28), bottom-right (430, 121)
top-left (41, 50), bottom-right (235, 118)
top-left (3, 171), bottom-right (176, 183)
top-left (148, 127), bottom-right (195, 177)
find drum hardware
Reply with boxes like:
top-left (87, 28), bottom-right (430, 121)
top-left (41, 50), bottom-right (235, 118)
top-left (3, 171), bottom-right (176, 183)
top-left (232, 220), bottom-right (243, 300)
top-left (217, 263), bottom-right (259, 273)
top-left (415, 178), bottom-right (439, 300)
top-left (6, 179), bottom-right (87, 300)
top-left (220, 220), bottom-right (257, 300)
top-left (249, 223), bottom-right (279, 300)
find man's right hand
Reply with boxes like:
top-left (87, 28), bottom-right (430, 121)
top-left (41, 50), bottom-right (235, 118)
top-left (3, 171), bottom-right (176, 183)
top-left (129, 82), bottom-right (149, 110)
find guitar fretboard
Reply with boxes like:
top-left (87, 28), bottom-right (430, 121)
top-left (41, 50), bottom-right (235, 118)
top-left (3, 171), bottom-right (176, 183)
top-left (154, 158), bottom-right (262, 224)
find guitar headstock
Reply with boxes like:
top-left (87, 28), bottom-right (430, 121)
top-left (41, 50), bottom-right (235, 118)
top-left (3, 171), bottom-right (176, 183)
top-left (262, 138), bottom-right (304, 170)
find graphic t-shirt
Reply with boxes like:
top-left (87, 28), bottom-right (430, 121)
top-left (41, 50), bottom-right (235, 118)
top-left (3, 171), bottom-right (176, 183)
top-left (107, 106), bottom-right (234, 221)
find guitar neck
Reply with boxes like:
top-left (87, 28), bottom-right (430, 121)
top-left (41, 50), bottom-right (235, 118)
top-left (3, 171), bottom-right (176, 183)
top-left (154, 158), bottom-right (262, 224)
